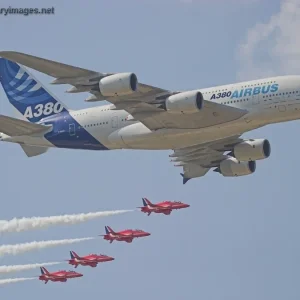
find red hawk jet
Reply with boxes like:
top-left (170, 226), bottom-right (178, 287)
top-left (67, 250), bottom-right (114, 268)
top-left (138, 197), bottom-right (190, 216)
top-left (38, 267), bottom-right (83, 284)
top-left (100, 226), bottom-right (151, 243)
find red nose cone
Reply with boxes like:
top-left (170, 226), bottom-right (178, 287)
top-left (145, 232), bottom-right (151, 236)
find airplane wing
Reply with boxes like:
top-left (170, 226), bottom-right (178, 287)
top-left (170, 135), bottom-right (244, 183)
top-left (81, 258), bottom-right (96, 262)
top-left (48, 273), bottom-right (64, 277)
top-left (0, 51), bottom-right (248, 131)
top-left (120, 232), bottom-right (132, 236)
top-left (157, 205), bottom-right (172, 210)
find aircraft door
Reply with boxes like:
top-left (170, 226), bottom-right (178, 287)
top-left (252, 94), bottom-right (260, 105)
top-left (111, 116), bottom-right (118, 129)
top-left (69, 123), bottom-right (76, 136)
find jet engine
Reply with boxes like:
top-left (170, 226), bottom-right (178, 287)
top-left (163, 91), bottom-right (204, 114)
top-left (216, 157), bottom-right (256, 177)
top-left (99, 73), bottom-right (138, 97)
top-left (233, 139), bottom-right (271, 161)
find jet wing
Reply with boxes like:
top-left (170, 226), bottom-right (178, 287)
top-left (81, 258), bottom-right (96, 262)
top-left (156, 205), bottom-right (172, 209)
top-left (0, 51), bottom-right (248, 130)
top-left (103, 96), bottom-right (247, 130)
top-left (170, 135), bottom-right (244, 183)
top-left (120, 232), bottom-right (132, 236)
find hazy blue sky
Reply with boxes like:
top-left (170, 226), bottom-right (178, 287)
top-left (1, 0), bottom-right (300, 299)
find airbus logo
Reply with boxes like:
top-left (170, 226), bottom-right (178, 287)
top-left (230, 83), bottom-right (279, 99)
top-left (210, 83), bottom-right (279, 100)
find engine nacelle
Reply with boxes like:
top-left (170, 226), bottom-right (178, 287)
top-left (218, 157), bottom-right (256, 177)
top-left (233, 139), bottom-right (271, 161)
top-left (99, 73), bottom-right (138, 97)
top-left (165, 91), bottom-right (203, 114)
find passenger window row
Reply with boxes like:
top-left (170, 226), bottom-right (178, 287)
top-left (262, 91), bottom-right (299, 98)
top-left (79, 118), bottom-right (127, 129)
top-left (221, 99), bottom-right (249, 105)
top-left (73, 108), bottom-right (111, 117)
top-left (82, 122), bottom-right (108, 128)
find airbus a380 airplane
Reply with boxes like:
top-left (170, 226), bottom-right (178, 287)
top-left (0, 51), bottom-right (299, 183)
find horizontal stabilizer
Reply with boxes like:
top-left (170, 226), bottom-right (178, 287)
top-left (20, 145), bottom-right (49, 157)
top-left (0, 115), bottom-right (51, 136)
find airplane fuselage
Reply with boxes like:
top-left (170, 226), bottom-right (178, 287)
top-left (2, 75), bottom-right (300, 151)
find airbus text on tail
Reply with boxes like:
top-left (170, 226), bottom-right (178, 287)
top-left (38, 266), bottom-right (83, 284)
top-left (67, 250), bottom-right (114, 268)
top-left (138, 198), bottom-right (190, 216)
top-left (0, 58), bottom-right (68, 123)
top-left (0, 57), bottom-right (107, 158)
top-left (100, 226), bottom-right (151, 243)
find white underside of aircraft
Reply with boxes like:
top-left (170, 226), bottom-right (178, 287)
top-left (0, 51), bottom-right (299, 183)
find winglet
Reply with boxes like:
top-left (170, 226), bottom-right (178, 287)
top-left (180, 173), bottom-right (191, 185)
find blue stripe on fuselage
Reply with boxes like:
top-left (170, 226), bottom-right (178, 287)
top-left (40, 112), bottom-right (109, 150)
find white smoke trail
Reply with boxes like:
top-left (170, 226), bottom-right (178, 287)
top-left (0, 210), bottom-right (132, 234)
top-left (0, 277), bottom-right (36, 285)
top-left (0, 262), bottom-right (62, 274)
top-left (0, 237), bottom-right (95, 257)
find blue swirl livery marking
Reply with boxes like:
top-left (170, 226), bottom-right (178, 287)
top-left (0, 58), bottom-right (108, 150)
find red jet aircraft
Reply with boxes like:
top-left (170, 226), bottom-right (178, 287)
top-left (100, 226), bottom-right (151, 243)
top-left (38, 267), bottom-right (83, 284)
top-left (138, 197), bottom-right (190, 216)
top-left (67, 250), bottom-right (114, 268)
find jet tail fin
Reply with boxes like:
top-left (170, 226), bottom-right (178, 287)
top-left (143, 198), bottom-right (153, 207)
top-left (40, 267), bottom-right (49, 275)
top-left (105, 226), bottom-right (115, 234)
top-left (0, 58), bottom-right (69, 123)
top-left (142, 198), bottom-right (148, 206)
top-left (70, 251), bottom-right (79, 259)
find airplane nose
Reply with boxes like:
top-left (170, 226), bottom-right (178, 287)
top-left (145, 232), bottom-right (151, 236)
